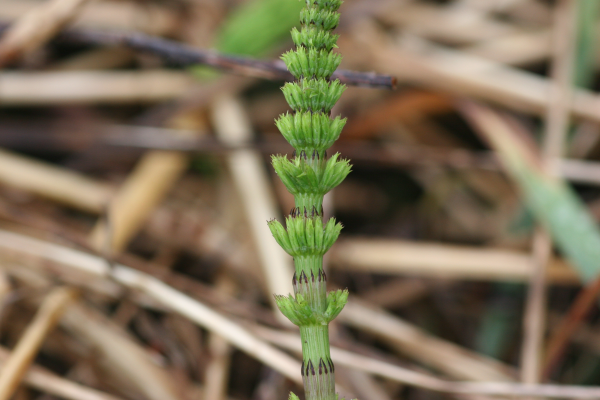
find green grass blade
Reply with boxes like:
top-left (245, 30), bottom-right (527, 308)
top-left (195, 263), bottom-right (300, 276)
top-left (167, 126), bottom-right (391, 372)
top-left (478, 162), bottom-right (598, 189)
top-left (216, 0), bottom-right (303, 56)
top-left (574, 0), bottom-right (600, 88)
top-left (461, 102), bottom-right (600, 283)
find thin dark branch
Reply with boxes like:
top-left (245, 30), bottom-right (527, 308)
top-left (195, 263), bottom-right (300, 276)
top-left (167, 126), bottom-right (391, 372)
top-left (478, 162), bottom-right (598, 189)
top-left (0, 122), bottom-right (498, 170)
top-left (0, 22), bottom-right (396, 90)
top-left (104, 125), bottom-right (498, 171)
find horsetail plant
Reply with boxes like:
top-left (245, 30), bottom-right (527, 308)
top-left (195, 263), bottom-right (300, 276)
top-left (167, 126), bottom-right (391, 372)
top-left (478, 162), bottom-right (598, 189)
top-left (267, 1), bottom-right (352, 399)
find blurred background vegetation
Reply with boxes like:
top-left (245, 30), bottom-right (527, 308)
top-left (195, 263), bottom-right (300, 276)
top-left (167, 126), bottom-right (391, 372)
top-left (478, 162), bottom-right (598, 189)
top-left (0, 0), bottom-right (599, 399)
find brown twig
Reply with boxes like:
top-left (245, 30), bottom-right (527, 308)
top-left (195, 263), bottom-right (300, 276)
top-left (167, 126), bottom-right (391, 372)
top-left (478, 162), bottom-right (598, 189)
top-left (543, 276), bottom-right (600, 378)
top-left (0, 22), bottom-right (396, 89)
top-left (61, 30), bottom-right (395, 89)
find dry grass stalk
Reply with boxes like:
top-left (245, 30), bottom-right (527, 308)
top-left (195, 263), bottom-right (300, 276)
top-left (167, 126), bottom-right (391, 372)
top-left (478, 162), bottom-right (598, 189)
top-left (0, 0), bottom-right (90, 66)
top-left (0, 71), bottom-right (194, 104)
top-left (523, 0), bottom-right (577, 385)
top-left (210, 94), bottom-right (294, 309)
top-left (0, 228), bottom-right (303, 383)
top-left (541, 0), bottom-right (577, 165)
top-left (0, 149), bottom-right (112, 213)
top-left (0, 347), bottom-right (123, 400)
top-left (521, 231), bottom-right (552, 383)
top-left (112, 267), bottom-right (302, 383)
top-left (521, 0), bottom-right (577, 384)
top-left (331, 238), bottom-right (579, 284)
top-left (464, 30), bottom-right (551, 66)
top-left (89, 143), bottom-right (192, 253)
top-left (342, 369), bottom-right (392, 400)
top-left (61, 304), bottom-right (184, 400)
top-left (0, 287), bottom-right (77, 400)
top-left (203, 330), bottom-right (232, 400)
top-left (0, 0), bottom-right (179, 35)
top-left (53, 47), bottom-right (134, 71)
top-left (558, 158), bottom-right (600, 186)
top-left (359, 278), bottom-right (442, 309)
top-left (340, 301), bottom-right (516, 382)
top-left (358, 29), bottom-right (600, 124)
top-left (0, 272), bottom-right (11, 307)
top-left (203, 275), bottom-right (235, 400)
top-left (82, 33), bottom-right (204, 255)
top-left (377, 3), bottom-right (519, 45)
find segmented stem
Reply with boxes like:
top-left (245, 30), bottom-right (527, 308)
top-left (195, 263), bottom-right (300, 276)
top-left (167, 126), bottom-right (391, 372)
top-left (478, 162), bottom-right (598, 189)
top-left (268, 1), bottom-right (350, 400)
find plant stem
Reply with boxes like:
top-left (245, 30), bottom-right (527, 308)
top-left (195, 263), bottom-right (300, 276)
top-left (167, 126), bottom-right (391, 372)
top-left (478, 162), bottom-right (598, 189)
top-left (300, 325), bottom-right (336, 400)
top-left (268, 1), bottom-right (352, 399)
top-left (295, 193), bottom-right (324, 216)
top-left (294, 255), bottom-right (326, 311)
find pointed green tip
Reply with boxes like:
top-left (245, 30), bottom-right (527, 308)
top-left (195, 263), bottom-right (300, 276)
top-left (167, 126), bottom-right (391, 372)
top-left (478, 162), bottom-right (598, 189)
top-left (289, 392), bottom-right (300, 400)
top-left (324, 289), bottom-right (348, 322)
top-left (274, 293), bottom-right (317, 326)
top-left (267, 218), bottom-right (294, 255)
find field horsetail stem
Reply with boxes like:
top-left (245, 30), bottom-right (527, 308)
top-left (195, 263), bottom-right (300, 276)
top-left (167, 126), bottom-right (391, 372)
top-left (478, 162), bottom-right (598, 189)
top-left (267, 1), bottom-right (353, 400)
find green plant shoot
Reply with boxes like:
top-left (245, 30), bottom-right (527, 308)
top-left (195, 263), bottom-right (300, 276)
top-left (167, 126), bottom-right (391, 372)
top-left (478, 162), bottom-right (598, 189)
top-left (267, 1), bottom-right (352, 399)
